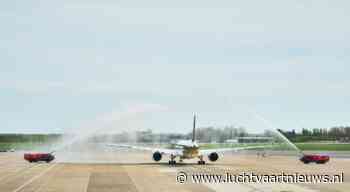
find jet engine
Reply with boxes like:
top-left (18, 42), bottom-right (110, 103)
top-left (152, 151), bottom-right (162, 161)
top-left (208, 152), bottom-right (219, 162)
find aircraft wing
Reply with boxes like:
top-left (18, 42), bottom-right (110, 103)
top-left (200, 145), bottom-right (271, 155)
top-left (107, 144), bottom-right (183, 156)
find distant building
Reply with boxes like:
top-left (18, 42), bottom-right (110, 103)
top-left (225, 139), bottom-right (238, 144)
top-left (236, 137), bottom-right (273, 143)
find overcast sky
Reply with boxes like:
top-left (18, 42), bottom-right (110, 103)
top-left (1, 0), bottom-right (350, 134)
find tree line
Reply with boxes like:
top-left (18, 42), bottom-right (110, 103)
top-left (279, 126), bottom-right (350, 142)
top-left (1, 126), bottom-right (350, 143)
top-left (0, 134), bottom-right (61, 143)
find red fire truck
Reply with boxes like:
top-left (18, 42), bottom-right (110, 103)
top-left (300, 154), bottom-right (330, 164)
top-left (24, 153), bottom-right (55, 163)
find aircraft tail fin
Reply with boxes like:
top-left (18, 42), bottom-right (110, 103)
top-left (192, 114), bottom-right (196, 142)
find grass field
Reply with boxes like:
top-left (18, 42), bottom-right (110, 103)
top-left (200, 143), bottom-right (350, 151)
top-left (199, 143), bottom-right (272, 149)
top-left (0, 142), bottom-right (52, 151)
top-left (2, 142), bottom-right (350, 151)
top-left (296, 143), bottom-right (350, 151)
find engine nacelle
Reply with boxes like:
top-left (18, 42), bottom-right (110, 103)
top-left (208, 152), bottom-right (219, 162)
top-left (152, 151), bottom-right (162, 161)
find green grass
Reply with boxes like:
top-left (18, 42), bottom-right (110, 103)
top-left (0, 142), bottom-right (48, 151)
top-left (296, 143), bottom-right (350, 151)
top-left (199, 143), bottom-right (274, 149)
top-left (2, 142), bottom-right (350, 152)
top-left (199, 143), bottom-right (350, 151)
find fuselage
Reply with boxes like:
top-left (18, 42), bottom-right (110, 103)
top-left (175, 140), bottom-right (200, 159)
top-left (182, 146), bottom-right (199, 159)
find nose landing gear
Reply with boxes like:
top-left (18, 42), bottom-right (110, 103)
top-left (197, 155), bottom-right (206, 165)
top-left (168, 154), bottom-right (176, 165)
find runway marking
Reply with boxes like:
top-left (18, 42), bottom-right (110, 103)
top-left (84, 172), bottom-right (91, 192)
top-left (31, 164), bottom-right (63, 192)
top-left (0, 163), bottom-right (43, 184)
top-left (12, 163), bottom-right (57, 192)
top-left (124, 166), bottom-right (142, 192)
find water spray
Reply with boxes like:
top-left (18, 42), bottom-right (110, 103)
top-left (48, 103), bottom-right (168, 163)
top-left (250, 111), bottom-right (304, 156)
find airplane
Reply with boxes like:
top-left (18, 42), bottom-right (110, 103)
top-left (109, 114), bottom-right (269, 165)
